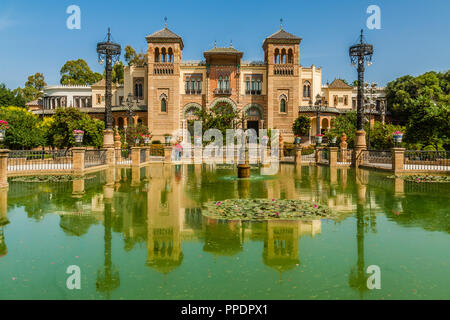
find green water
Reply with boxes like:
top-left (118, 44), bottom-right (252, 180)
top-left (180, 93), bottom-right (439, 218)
top-left (0, 164), bottom-right (449, 300)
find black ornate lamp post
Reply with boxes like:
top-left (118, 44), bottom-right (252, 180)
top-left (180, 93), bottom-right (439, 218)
top-left (97, 28), bottom-right (121, 148)
top-left (350, 30), bottom-right (373, 149)
top-left (309, 94), bottom-right (328, 144)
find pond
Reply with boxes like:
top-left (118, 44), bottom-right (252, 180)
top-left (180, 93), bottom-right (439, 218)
top-left (0, 164), bottom-right (449, 300)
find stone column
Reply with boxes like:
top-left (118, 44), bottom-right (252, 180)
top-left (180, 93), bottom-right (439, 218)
top-left (392, 148), bottom-right (405, 173)
top-left (339, 133), bottom-right (348, 163)
top-left (0, 150), bottom-right (9, 189)
top-left (315, 147), bottom-right (322, 164)
top-left (72, 148), bottom-right (86, 175)
top-left (72, 178), bottom-right (85, 198)
top-left (103, 129), bottom-right (115, 149)
top-left (105, 148), bottom-right (115, 166)
top-left (329, 147), bottom-right (338, 167)
top-left (295, 146), bottom-right (302, 165)
top-left (131, 147), bottom-right (141, 167)
top-left (353, 130), bottom-right (367, 168)
top-left (394, 177), bottom-right (405, 196)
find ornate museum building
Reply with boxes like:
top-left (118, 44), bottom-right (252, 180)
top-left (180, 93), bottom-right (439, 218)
top-left (38, 25), bottom-right (386, 143)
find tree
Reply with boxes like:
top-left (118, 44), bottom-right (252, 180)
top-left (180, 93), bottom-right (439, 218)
top-left (46, 108), bottom-right (105, 149)
top-left (370, 122), bottom-right (406, 150)
top-left (60, 59), bottom-right (102, 86)
top-left (124, 46), bottom-right (145, 66)
top-left (112, 62), bottom-right (124, 84)
top-left (329, 111), bottom-right (358, 147)
top-left (404, 96), bottom-right (449, 150)
top-left (20, 72), bottom-right (47, 102)
top-left (0, 84), bottom-right (26, 108)
top-left (0, 106), bottom-right (46, 149)
top-left (194, 103), bottom-right (240, 141)
top-left (292, 115), bottom-right (311, 136)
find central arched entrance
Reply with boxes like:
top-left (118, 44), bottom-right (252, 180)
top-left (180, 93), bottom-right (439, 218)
top-left (243, 104), bottom-right (264, 136)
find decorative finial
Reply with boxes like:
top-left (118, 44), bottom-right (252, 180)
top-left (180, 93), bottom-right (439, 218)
top-left (107, 27), bottom-right (111, 42)
top-left (280, 18), bottom-right (283, 30)
top-left (360, 29), bottom-right (364, 44)
top-left (214, 40), bottom-right (217, 48)
top-left (164, 16), bottom-right (168, 28)
top-left (230, 40), bottom-right (233, 48)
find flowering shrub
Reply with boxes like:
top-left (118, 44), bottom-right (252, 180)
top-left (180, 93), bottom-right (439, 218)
top-left (316, 134), bottom-right (324, 137)
top-left (393, 131), bottom-right (404, 135)
top-left (0, 120), bottom-right (9, 130)
top-left (73, 130), bottom-right (84, 135)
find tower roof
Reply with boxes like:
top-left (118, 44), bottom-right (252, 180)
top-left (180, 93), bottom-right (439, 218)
top-left (146, 27), bottom-right (184, 49)
top-left (263, 28), bottom-right (302, 47)
top-left (328, 79), bottom-right (353, 89)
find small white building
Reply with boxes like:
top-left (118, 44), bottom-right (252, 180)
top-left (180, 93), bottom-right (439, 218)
top-left (42, 85), bottom-right (93, 111)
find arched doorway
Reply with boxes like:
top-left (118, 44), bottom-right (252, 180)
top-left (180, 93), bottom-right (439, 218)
top-left (321, 118), bottom-right (329, 134)
top-left (243, 104), bottom-right (264, 136)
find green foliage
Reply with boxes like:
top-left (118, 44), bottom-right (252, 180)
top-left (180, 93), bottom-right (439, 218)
top-left (404, 95), bottom-right (449, 150)
top-left (124, 46), bottom-right (145, 66)
top-left (370, 122), bottom-right (405, 150)
top-left (0, 106), bottom-right (46, 149)
top-left (292, 115), bottom-right (311, 136)
top-left (112, 62), bottom-right (124, 84)
top-left (60, 59), bottom-right (102, 86)
top-left (329, 111), bottom-right (357, 148)
top-left (194, 103), bottom-right (240, 141)
top-left (46, 108), bottom-right (104, 148)
top-left (386, 71), bottom-right (449, 125)
top-left (0, 84), bottom-right (26, 108)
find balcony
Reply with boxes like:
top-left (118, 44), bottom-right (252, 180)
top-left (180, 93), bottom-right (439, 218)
top-left (154, 63), bottom-right (174, 75)
top-left (214, 88), bottom-right (232, 95)
top-left (245, 90), bottom-right (262, 96)
top-left (274, 64), bottom-right (294, 76)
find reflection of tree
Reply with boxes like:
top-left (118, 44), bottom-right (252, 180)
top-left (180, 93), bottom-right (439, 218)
top-left (96, 202), bottom-right (120, 299)
top-left (59, 214), bottom-right (98, 237)
top-left (0, 227), bottom-right (8, 258)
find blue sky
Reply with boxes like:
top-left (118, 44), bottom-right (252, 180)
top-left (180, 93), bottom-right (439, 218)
top-left (0, 0), bottom-right (449, 89)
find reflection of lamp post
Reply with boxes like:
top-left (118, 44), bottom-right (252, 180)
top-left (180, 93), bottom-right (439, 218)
top-left (350, 30), bottom-right (374, 131)
top-left (97, 28), bottom-right (121, 148)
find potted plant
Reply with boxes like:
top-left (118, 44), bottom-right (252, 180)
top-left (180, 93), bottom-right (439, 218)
top-left (393, 131), bottom-right (404, 146)
top-left (0, 120), bottom-right (9, 145)
top-left (325, 131), bottom-right (338, 146)
top-left (294, 135), bottom-right (301, 145)
top-left (315, 134), bottom-right (324, 145)
top-left (164, 134), bottom-right (172, 145)
top-left (143, 133), bottom-right (152, 146)
top-left (73, 130), bottom-right (84, 146)
top-left (132, 135), bottom-right (140, 146)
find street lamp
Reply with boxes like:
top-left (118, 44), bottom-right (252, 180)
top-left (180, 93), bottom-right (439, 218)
top-left (97, 28), bottom-right (121, 147)
top-left (349, 30), bottom-right (374, 133)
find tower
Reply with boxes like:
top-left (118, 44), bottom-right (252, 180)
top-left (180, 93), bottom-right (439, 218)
top-left (146, 24), bottom-right (184, 140)
top-left (263, 26), bottom-right (302, 137)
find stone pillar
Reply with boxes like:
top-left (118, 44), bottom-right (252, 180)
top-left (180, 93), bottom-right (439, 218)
top-left (315, 147), bottom-right (322, 164)
top-left (131, 147), bottom-right (141, 167)
top-left (164, 146), bottom-right (173, 164)
top-left (131, 166), bottom-right (141, 187)
top-left (279, 135), bottom-right (284, 161)
top-left (0, 150), bottom-right (9, 189)
top-left (72, 148), bottom-right (85, 175)
top-left (115, 148), bottom-right (122, 164)
top-left (0, 187), bottom-right (8, 226)
top-left (353, 130), bottom-right (367, 168)
top-left (330, 167), bottom-right (338, 185)
top-left (329, 147), bottom-right (338, 167)
top-left (103, 129), bottom-right (115, 149)
top-left (392, 148), bottom-right (405, 173)
top-left (105, 148), bottom-right (115, 166)
top-left (295, 146), bottom-right (302, 165)
top-left (394, 177), bottom-right (405, 196)
top-left (72, 178), bottom-right (85, 197)
top-left (339, 133), bottom-right (348, 163)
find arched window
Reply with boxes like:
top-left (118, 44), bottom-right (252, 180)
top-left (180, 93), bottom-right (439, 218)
top-left (161, 98), bottom-right (167, 113)
top-left (245, 77), bottom-right (251, 93)
top-left (334, 96), bottom-right (338, 107)
top-left (225, 76), bottom-right (229, 90)
top-left (274, 49), bottom-right (280, 64)
top-left (168, 48), bottom-right (174, 63)
top-left (288, 49), bottom-right (294, 64)
top-left (155, 48), bottom-right (160, 62)
top-left (257, 80), bottom-right (261, 93)
top-left (218, 76), bottom-right (223, 90)
top-left (281, 49), bottom-right (287, 64)
top-left (280, 99), bottom-right (286, 113)
top-left (161, 48), bottom-right (167, 63)
top-left (303, 81), bottom-right (311, 98)
top-left (344, 96), bottom-right (348, 106)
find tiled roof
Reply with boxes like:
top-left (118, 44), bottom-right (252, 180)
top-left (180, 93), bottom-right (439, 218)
top-left (204, 47), bottom-right (243, 55)
top-left (146, 27), bottom-right (184, 49)
top-left (328, 79), bottom-right (352, 89)
top-left (266, 28), bottom-right (302, 41)
top-left (147, 27), bottom-right (182, 39)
